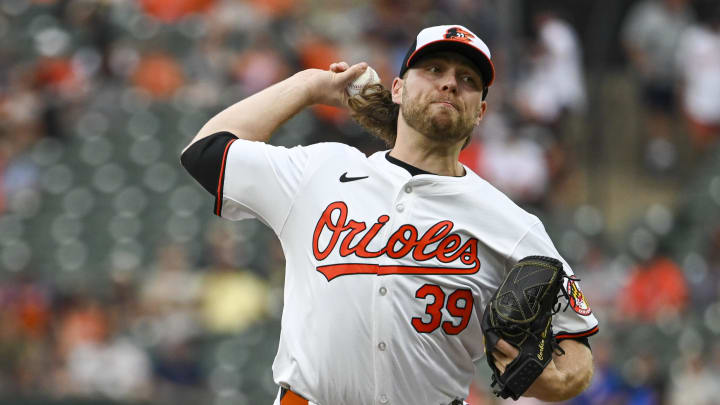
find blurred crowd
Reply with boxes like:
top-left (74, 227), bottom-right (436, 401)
top-left (1, 0), bottom-right (720, 404)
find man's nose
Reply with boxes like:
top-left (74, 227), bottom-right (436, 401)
top-left (440, 73), bottom-right (458, 93)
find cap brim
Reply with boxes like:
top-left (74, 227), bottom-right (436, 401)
top-left (405, 40), bottom-right (495, 87)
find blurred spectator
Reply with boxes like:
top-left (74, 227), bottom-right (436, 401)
top-left (132, 52), bottom-right (185, 99)
top-left (0, 139), bottom-right (9, 213)
top-left (34, 57), bottom-right (80, 98)
top-left (199, 226), bottom-right (269, 334)
top-left (515, 10), bottom-right (586, 127)
top-left (711, 343), bottom-right (720, 379)
top-left (153, 340), bottom-right (203, 388)
top-left (480, 123), bottom-right (550, 206)
top-left (12, 279), bottom-right (52, 339)
top-left (200, 266), bottom-right (269, 334)
top-left (622, 352), bottom-right (665, 405)
top-left (668, 354), bottom-right (720, 405)
top-left (61, 336), bottom-right (152, 400)
top-left (55, 295), bottom-right (109, 359)
top-left (142, 244), bottom-right (200, 311)
top-left (675, 2), bottom-right (720, 152)
top-left (139, 0), bottom-right (216, 23)
top-left (621, 0), bottom-right (695, 172)
top-left (618, 253), bottom-right (688, 322)
top-left (567, 338), bottom-right (626, 405)
top-left (140, 243), bottom-right (202, 345)
top-left (571, 241), bottom-right (622, 319)
top-left (297, 32), bottom-right (346, 125)
top-left (248, 0), bottom-right (297, 17)
top-left (512, 10), bottom-right (585, 193)
top-left (232, 38), bottom-right (291, 95)
top-left (0, 277), bottom-right (54, 394)
top-left (1, 143), bottom-right (40, 211)
top-left (461, 109), bottom-right (551, 207)
top-left (34, 57), bottom-right (82, 139)
top-left (0, 69), bottom-right (44, 146)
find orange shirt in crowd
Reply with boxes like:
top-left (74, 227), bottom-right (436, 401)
top-left (620, 256), bottom-right (689, 321)
top-left (132, 53), bottom-right (185, 99)
top-left (57, 303), bottom-right (108, 358)
top-left (139, 0), bottom-right (215, 23)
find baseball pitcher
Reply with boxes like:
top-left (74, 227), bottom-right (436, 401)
top-left (181, 25), bottom-right (598, 405)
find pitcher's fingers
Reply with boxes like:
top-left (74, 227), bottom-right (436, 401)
top-left (492, 358), bottom-right (508, 374)
top-left (492, 350), bottom-right (512, 373)
top-left (495, 339), bottom-right (520, 359)
top-left (329, 61), bottom-right (350, 73)
top-left (335, 62), bottom-right (368, 83)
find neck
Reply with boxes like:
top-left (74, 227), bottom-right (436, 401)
top-left (390, 115), bottom-right (466, 177)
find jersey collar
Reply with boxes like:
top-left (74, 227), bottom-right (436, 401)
top-left (383, 151), bottom-right (467, 178)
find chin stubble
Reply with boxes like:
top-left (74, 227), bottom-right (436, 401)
top-left (401, 88), bottom-right (476, 142)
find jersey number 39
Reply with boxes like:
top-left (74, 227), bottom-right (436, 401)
top-left (411, 284), bottom-right (474, 335)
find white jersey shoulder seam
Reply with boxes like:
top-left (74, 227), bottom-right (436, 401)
top-left (275, 142), bottom-right (363, 236)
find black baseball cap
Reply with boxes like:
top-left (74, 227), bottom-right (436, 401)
top-left (399, 25), bottom-right (495, 89)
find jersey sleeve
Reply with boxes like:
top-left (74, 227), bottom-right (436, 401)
top-left (509, 222), bottom-right (599, 340)
top-left (181, 132), bottom-right (315, 234)
top-left (218, 138), bottom-right (315, 233)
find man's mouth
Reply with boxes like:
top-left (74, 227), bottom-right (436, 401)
top-left (432, 100), bottom-right (458, 110)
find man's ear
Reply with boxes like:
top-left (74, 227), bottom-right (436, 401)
top-left (475, 100), bottom-right (487, 126)
top-left (391, 77), bottom-right (403, 104)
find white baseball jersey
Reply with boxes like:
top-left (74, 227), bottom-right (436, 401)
top-left (216, 139), bottom-right (598, 405)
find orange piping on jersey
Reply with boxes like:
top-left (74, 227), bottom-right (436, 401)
top-left (215, 138), bottom-right (237, 216)
top-left (316, 263), bottom-right (480, 282)
top-left (555, 325), bottom-right (599, 340)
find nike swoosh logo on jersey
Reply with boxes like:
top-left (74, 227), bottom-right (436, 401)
top-left (339, 172), bottom-right (369, 182)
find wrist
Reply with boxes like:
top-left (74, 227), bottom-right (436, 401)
top-left (291, 69), bottom-right (323, 106)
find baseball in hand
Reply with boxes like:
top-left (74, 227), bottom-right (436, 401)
top-left (346, 66), bottom-right (381, 97)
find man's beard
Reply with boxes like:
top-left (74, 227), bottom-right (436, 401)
top-left (401, 89), bottom-right (476, 143)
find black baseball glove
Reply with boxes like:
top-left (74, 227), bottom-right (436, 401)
top-left (481, 256), bottom-right (570, 400)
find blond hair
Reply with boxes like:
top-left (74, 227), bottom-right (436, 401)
top-left (348, 84), bottom-right (399, 147)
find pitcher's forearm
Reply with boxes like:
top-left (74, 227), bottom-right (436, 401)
top-left (525, 339), bottom-right (594, 402)
top-left (183, 62), bottom-right (369, 151)
top-left (186, 71), bottom-right (315, 148)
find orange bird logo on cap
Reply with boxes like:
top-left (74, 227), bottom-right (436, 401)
top-left (444, 27), bottom-right (474, 43)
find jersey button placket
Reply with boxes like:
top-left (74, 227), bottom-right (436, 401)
top-left (376, 185), bottom-right (411, 403)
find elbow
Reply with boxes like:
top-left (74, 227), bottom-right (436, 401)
top-left (555, 364), bottom-right (593, 402)
top-left (533, 372), bottom-right (593, 403)
top-left (578, 364), bottom-right (594, 393)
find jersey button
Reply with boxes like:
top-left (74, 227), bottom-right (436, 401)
top-left (379, 394), bottom-right (388, 404)
top-left (404, 185), bottom-right (412, 193)
top-left (379, 287), bottom-right (387, 296)
top-left (396, 203), bottom-right (405, 212)
top-left (378, 341), bottom-right (386, 351)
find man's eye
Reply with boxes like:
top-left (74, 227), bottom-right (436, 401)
top-left (428, 66), bottom-right (440, 73)
top-left (462, 76), bottom-right (478, 86)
